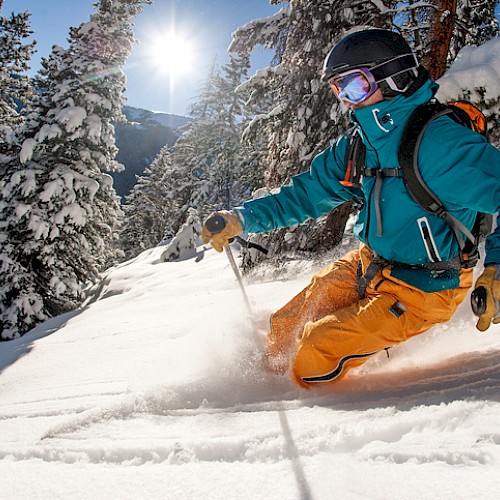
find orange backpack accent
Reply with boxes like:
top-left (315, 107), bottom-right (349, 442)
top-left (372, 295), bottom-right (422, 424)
top-left (448, 100), bottom-right (488, 136)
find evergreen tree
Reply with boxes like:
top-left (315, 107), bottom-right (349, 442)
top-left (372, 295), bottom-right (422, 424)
top-left (120, 124), bottom-right (206, 259)
top-left (0, 10), bottom-right (36, 158)
top-left (0, 0), bottom-right (151, 339)
top-left (187, 55), bottom-right (254, 215)
top-left (120, 144), bottom-right (177, 259)
top-left (396, 0), bottom-right (499, 79)
top-left (226, 56), bottom-right (269, 204)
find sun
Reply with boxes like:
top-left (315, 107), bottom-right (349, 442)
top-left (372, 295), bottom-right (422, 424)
top-left (148, 32), bottom-right (195, 78)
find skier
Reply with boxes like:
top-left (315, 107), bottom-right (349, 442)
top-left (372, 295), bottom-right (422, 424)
top-left (202, 29), bottom-right (500, 388)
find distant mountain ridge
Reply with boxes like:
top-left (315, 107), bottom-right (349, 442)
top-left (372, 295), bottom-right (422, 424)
top-left (122, 106), bottom-right (191, 129)
top-left (112, 106), bottom-right (191, 199)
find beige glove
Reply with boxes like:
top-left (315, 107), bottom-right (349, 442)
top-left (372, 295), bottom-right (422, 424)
top-left (202, 210), bottom-right (243, 252)
top-left (474, 265), bottom-right (500, 331)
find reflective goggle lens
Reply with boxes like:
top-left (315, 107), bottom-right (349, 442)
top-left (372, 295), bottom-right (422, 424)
top-left (329, 69), bottom-right (376, 104)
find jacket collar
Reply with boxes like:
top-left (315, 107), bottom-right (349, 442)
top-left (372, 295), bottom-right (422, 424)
top-left (352, 80), bottom-right (439, 147)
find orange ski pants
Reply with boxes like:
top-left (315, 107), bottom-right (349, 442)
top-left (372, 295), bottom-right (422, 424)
top-left (267, 245), bottom-right (473, 388)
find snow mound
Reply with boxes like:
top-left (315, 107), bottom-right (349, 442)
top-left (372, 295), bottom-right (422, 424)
top-left (437, 37), bottom-right (500, 109)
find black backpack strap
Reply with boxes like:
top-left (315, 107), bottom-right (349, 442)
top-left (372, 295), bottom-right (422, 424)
top-left (363, 168), bottom-right (402, 178)
top-left (356, 251), bottom-right (465, 298)
top-left (398, 102), bottom-right (477, 266)
top-left (341, 127), bottom-right (365, 188)
top-left (447, 105), bottom-right (474, 130)
top-left (398, 102), bottom-right (452, 216)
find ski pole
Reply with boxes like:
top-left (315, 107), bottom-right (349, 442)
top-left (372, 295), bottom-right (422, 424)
top-left (205, 215), bottom-right (254, 319)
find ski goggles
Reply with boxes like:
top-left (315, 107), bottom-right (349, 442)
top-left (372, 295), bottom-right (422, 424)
top-left (328, 67), bottom-right (378, 104)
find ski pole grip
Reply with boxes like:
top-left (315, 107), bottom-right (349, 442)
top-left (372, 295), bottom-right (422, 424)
top-left (205, 214), bottom-right (226, 234)
top-left (471, 286), bottom-right (487, 316)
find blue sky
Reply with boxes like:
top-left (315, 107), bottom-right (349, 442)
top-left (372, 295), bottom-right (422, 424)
top-left (2, 0), bottom-right (285, 116)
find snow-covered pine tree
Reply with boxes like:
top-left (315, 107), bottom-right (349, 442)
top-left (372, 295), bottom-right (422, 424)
top-left (0, 10), bottom-right (36, 159)
top-left (156, 126), bottom-right (205, 235)
top-left (120, 144), bottom-right (177, 259)
top-left (0, 0), bottom-right (151, 339)
top-left (120, 125), bottom-right (204, 259)
top-left (387, 0), bottom-right (499, 140)
top-left (230, 0), bottom-right (393, 268)
top-left (216, 54), bottom-right (267, 204)
top-left (455, 0), bottom-right (499, 49)
top-left (187, 55), bottom-right (254, 216)
top-left (396, 0), bottom-right (499, 80)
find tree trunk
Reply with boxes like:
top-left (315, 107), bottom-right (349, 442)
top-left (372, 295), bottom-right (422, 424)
top-left (422, 0), bottom-right (458, 80)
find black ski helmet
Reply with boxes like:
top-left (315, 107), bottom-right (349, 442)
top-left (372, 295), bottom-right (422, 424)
top-left (322, 29), bottom-right (423, 97)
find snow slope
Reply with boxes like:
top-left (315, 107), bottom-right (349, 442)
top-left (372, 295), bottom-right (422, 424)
top-left (0, 244), bottom-right (499, 500)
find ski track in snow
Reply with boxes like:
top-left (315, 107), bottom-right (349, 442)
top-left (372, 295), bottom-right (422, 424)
top-left (1, 330), bottom-right (499, 468)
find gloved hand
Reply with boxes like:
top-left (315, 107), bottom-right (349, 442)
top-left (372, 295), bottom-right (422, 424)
top-left (202, 210), bottom-right (243, 252)
top-left (473, 265), bottom-right (500, 331)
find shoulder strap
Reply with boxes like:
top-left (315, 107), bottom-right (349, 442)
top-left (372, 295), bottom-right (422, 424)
top-left (341, 127), bottom-right (365, 188)
top-left (398, 102), bottom-right (452, 216)
top-left (398, 101), bottom-right (477, 262)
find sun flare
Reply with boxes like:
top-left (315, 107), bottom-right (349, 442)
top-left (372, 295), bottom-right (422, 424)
top-left (148, 32), bottom-right (195, 78)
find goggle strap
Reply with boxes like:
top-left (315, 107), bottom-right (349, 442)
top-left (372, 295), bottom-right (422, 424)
top-left (383, 76), bottom-right (412, 93)
top-left (370, 54), bottom-right (418, 82)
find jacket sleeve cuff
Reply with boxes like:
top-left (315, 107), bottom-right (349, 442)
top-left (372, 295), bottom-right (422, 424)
top-left (234, 208), bottom-right (247, 232)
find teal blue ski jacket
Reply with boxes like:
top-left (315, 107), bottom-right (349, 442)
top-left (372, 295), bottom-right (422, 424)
top-left (235, 80), bottom-right (500, 292)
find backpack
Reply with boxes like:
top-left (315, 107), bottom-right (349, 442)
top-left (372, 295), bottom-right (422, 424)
top-left (342, 99), bottom-right (492, 270)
